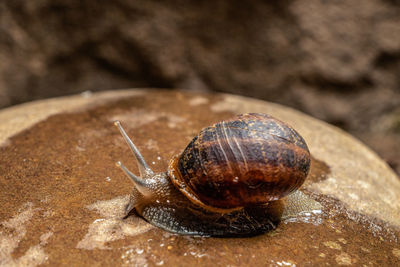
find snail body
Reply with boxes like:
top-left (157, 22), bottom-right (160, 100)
top-left (114, 113), bottom-right (311, 236)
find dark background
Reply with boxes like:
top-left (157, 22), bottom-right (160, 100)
top-left (0, 0), bottom-right (399, 175)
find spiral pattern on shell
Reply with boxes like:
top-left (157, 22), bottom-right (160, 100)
top-left (168, 113), bottom-right (311, 210)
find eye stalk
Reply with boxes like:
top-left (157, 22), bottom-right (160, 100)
top-left (114, 121), bottom-right (155, 197)
top-left (114, 120), bottom-right (153, 177)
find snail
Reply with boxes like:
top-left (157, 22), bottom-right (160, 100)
top-left (114, 113), bottom-right (311, 237)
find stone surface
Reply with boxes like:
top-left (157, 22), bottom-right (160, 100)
top-left (0, 90), bottom-right (399, 266)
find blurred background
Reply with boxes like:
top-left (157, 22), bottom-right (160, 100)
top-left (0, 0), bottom-right (399, 175)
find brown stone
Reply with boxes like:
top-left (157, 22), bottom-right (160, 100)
top-left (0, 90), bottom-right (399, 266)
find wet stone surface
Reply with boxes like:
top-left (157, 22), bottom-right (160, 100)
top-left (0, 90), bottom-right (399, 266)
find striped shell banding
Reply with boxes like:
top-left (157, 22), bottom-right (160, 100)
top-left (169, 113), bottom-right (310, 210)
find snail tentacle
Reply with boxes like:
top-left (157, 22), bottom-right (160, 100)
top-left (114, 120), bottom-right (153, 177)
top-left (116, 161), bottom-right (154, 197)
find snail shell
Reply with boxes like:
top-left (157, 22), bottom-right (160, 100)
top-left (114, 113), bottom-right (312, 236)
top-left (169, 113), bottom-right (310, 211)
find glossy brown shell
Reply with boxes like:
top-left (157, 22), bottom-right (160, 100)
top-left (168, 113), bottom-right (311, 210)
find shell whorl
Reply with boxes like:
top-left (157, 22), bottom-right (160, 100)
top-left (168, 113), bottom-right (311, 210)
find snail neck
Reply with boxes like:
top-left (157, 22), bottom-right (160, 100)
top-left (124, 171), bottom-right (171, 215)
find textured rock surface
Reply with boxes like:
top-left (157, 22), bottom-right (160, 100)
top-left (0, 90), bottom-right (399, 266)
